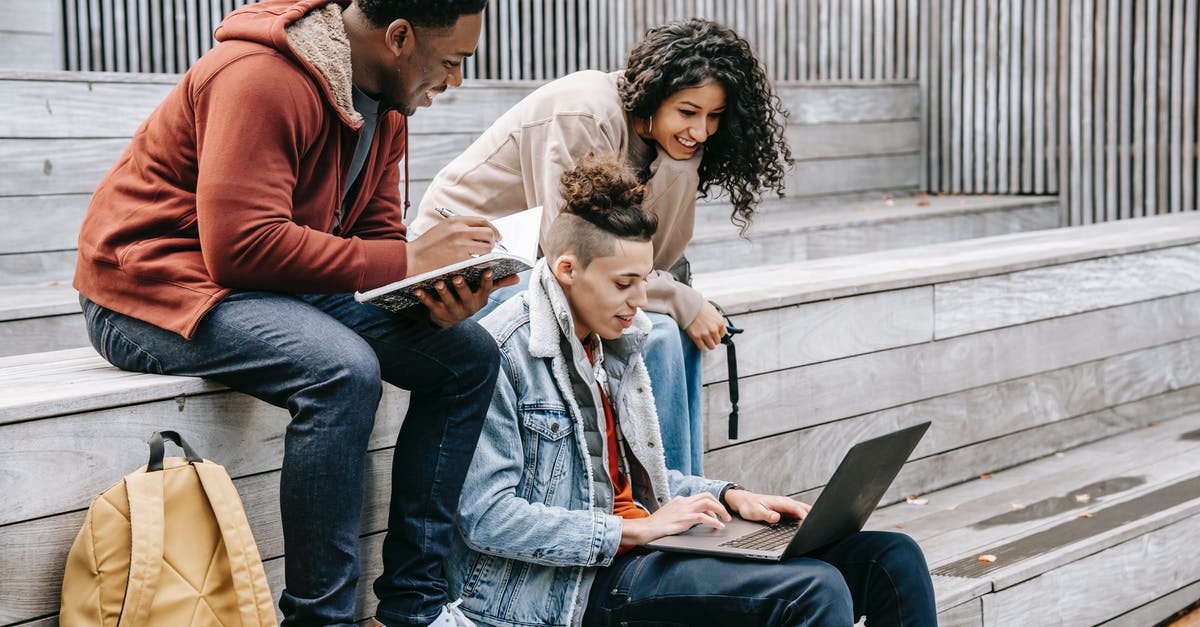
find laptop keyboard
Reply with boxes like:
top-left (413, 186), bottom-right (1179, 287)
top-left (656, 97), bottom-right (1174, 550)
top-left (719, 521), bottom-right (801, 551)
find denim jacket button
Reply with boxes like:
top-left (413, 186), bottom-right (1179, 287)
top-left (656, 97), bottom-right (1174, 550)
top-left (647, 441), bottom-right (654, 448)
top-left (550, 422), bottom-right (559, 433)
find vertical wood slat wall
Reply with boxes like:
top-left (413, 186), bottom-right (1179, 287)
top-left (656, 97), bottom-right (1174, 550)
top-left (923, 0), bottom-right (1199, 224)
top-left (61, 0), bottom-right (920, 81)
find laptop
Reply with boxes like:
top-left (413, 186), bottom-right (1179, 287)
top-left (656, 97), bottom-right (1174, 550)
top-left (646, 422), bottom-right (931, 561)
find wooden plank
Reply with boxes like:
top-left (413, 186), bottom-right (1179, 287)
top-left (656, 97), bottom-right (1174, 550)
top-left (0, 34), bottom-right (64, 71)
top-left (937, 597), bottom-right (983, 627)
top-left (933, 243), bottom-right (1200, 338)
top-left (776, 84), bottom-right (920, 124)
top-left (1045, 0), bottom-right (1060, 194)
top-left (981, 513), bottom-right (1200, 625)
top-left (0, 138), bottom-right (128, 196)
top-left (1144, 0), bottom-right (1159, 217)
top-left (995, 0), bottom-right (1010, 193)
top-left (983, 0), bottom-right (998, 193)
top-left (707, 341), bottom-right (1200, 495)
top-left (1032, 0), bottom-right (1047, 194)
top-left (0, 251), bottom-right (78, 286)
top-left (785, 154), bottom-right (920, 197)
top-left (2, 445), bottom-right (396, 624)
top-left (788, 120), bottom-right (921, 160)
top-left (948, 0), bottom-right (962, 192)
top-left (960, 0), bottom-right (974, 192)
top-left (971, 0), bottom-right (986, 191)
top-left (0, 195), bottom-right (90, 254)
top-left (694, 212), bottom-right (1200, 316)
top-left (0, 382), bottom-right (411, 525)
top-left (801, 205), bottom-right (1060, 260)
top-left (0, 315), bottom-right (89, 357)
top-left (1183, 0), bottom-right (1198, 218)
top-left (0, 0), bottom-right (62, 33)
top-left (701, 291), bottom-right (1200, 447)
top-left (1132, 0), bottom-right (1147, 218)
top-left (1154, 0), bottom-right (1171, 216)
top-left (699, 287), bottom-right (931, 384)
top-left (1100, 0), bottom-right (1117, 220)
top-left (1168, 0), bottom-right (1185, 215)
top-left (1117, 0), bottom-right (1133, 219)
top-left (1010, 0), bottom-right (1025, 194)
top-left (1100, 579), bottom-right (1200, 626)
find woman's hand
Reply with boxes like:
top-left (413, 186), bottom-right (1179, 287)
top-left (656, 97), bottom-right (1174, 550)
top-left (620, 493), bottom-right (732, 546)
top-left (723, 489), bottom-right (812, 524)
top-left (685, 300), bottom-right (727, 350)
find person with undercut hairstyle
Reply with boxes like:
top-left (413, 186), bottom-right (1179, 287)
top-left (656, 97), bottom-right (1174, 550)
top-left (447, 153), bottom-right (938, 627)
top-left (412, 19), bottom-right (795, 478)
top-left (73, 1), bottom-right (512, 624)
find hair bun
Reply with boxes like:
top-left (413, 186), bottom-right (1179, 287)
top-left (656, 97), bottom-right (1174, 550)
top-left (559, 152), bottom-right (645, 218)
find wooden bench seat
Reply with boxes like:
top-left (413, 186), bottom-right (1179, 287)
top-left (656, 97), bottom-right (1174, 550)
top-left (4, 212), bottom-right (1198, 625)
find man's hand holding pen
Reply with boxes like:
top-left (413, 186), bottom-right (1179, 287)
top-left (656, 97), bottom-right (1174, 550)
top-left (405, 207), bottom-right (518, 327)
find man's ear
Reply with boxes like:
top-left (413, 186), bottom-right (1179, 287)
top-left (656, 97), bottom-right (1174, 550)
top-left (552, 255), bottom-right (578, 286)
top-left (384, 19), bottom-right (414, 57)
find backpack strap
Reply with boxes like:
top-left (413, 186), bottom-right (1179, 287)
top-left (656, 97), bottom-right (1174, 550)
top-left (119, 469), bottom-right (165, 627)
top-left (195, 461), bottom-right (278, 626)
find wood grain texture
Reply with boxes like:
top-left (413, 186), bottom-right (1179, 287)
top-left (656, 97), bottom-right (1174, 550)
top-left (698, 287), bottom-right (932, 385)
top-left (777, 84), bottom-right (920, 125)
top-left (0, 137), bottom-right (128, 196)
top-left (0, 314), bottom-right (88, 357)
top-left (0, 383), bottom-right (410, 524)
top-left (0, 250), bottom-right (76, 285)
top-left (789, 120), bottom-right (921, 160)
top-left (937, 597), bottom-right (984, 627)
top-left (703, 291), bottom-right (1200, 447)
top-left (1098, 578), bottom-right (1200, 626)
top-left (934, 243), bottom-right (1200, 338)
top-left (694, 212), bottom-right (1200, 316)
top-left (0, 195), bottom-right (89, 254)
top-left (786, 153), bottom-right (920, 198)
top-left (981, 513), bottom-right (1200, 625)
top-left (0, 447), bottom-right (396, 624)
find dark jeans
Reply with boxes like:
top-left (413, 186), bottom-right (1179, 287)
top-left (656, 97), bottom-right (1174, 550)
top-left (583, 531), bottom-right (937, 627)
top-left (82, 292), bottom-right (499, 626)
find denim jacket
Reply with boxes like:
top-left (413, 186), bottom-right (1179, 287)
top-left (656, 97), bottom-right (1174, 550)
top-left (448, 261), bottom-right (728, 627)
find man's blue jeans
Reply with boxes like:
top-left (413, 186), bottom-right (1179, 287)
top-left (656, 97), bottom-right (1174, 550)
top-left (477, 275), bottom-right (706, 475)
top-left (584, 531), bottom-right (938, 626)
top-left (82, 292), bottom-right (499, 626)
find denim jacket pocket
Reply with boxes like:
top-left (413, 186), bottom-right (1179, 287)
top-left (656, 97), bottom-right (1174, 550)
top-left (521, 404), bottom-right (573, 441)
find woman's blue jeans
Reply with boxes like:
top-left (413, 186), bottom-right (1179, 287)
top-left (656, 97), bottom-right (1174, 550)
top-left (584, 531), bottom-right (938, 626)
top-left (82, 292), bottom-right (500, 626)
top-left (477, 275), bottom-right (706, 475)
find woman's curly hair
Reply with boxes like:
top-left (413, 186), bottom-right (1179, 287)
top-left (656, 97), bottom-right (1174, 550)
top-left (619, 19), bottom-right (793, 233)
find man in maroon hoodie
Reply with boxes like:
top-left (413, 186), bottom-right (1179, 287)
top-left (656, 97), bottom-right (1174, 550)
top-left (74, 1), bottom-right (506, 625)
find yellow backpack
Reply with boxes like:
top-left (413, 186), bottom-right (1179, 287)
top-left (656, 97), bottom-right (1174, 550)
top-left (60, 431), bottom-right (278, 626)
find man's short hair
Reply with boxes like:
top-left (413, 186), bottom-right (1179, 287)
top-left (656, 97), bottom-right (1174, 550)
top-left (544, 152), bottom-right (658, 267)
top-left (357, 0), bottom-right (488, 29)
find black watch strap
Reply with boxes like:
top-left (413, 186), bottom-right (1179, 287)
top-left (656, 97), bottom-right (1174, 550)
top-left (719, 483), bottom-right (744, 508)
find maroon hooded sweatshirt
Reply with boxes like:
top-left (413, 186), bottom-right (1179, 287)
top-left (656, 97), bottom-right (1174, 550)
top-left (74, 0), bottom-right (410, 338)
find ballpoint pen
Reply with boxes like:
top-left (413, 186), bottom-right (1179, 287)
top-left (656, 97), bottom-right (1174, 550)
top-left (435, 207), bottom-right (509, 252)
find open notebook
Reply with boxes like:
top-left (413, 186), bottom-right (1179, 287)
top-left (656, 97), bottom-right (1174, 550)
top-left (355, 206), bottom-right (542, 313)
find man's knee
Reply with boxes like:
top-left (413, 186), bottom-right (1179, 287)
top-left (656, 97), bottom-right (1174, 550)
top-left (780, 560), bottom-right (853, 624)
top-left (442, 319), bottom-right (501, 381)
top-left (862, 531), bottom-right (931, 577)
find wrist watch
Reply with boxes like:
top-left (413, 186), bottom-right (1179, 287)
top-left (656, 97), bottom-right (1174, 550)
top-left (718, 483), bottom-right (744, 509)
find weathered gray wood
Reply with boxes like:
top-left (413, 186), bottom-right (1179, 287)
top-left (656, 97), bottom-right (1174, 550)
top-left (705, 338), bottom-right (1200, 494)
top-left (788, 120), bottom-right (920, 160)
top-left (0, 382), bottom-right (410, 524)
top-left (699, 287), bottom-right (931, 385)
top-left (868, 404), bottom-right (1200, 541)
top-left (694, 212), bottom-right (1200, 316)
top-left (702, 292), bottom-right (1200, 447)
top-left (0, 137), bottom-right (128, 196)
top-left (0, 314), bottom-right (88, 357)
top-left (0, 250), bottom-right (77, 286)
top-left (0, 78), bottom-right (174, 138)
top-left (776, 84), bottom-right (920, 124)
top-left (0, 447), bottom-right (396, 624)
top-left (934, 243), bottom-right (1200, 338)
top-left (0, 283), bottom-right (77, 321)
top-left (1099, 578), bottom-right (1200, 626)
top-left (937, 597), bottom-right (983, 627)
top-left (981, 512), bottom-right (1200, 625)
top-left (0, 195), bottom-right (89, 254)
top-left (786, 154), bottom-right (920, 198)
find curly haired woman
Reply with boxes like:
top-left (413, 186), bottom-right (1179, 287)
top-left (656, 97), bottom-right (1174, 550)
top-left (411, 19), bottom-right (793, 476)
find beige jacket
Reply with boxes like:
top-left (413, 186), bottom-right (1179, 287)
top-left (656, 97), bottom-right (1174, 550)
top-left (412, 70), bottom-right (705, 326)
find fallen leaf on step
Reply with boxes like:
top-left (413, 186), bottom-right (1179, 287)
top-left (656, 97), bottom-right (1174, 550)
top-left (905, 495), bottom-right (929, 505)
top-left (944, 504), bottom-right (959, 511)
top-left (1074, 493), bottom-right (1091, 503)
top-left (917, 201), bottom-right (931, 207)
top-left (885, 199), bottom-right (896, 206)
top-left (979, 473), bottom-right (993, 480)
top-left (1147, 421), bottom-right (1162, 427)
top-left (894, 523), bottom-right (905, 529)
top-left (1077, 512), bottom-right (1094, 519)
top-left (978, 554), bottom-right (997, 563)
top-left (1055, 452), bottom-right (1066, 458)
top-left (1010, 503), bottom-right (1026, 510)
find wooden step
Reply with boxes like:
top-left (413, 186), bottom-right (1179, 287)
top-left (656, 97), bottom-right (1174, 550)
top-left (870, 411), bottom-right (1200, 626)
top-left (687, 194), bottom-right (1061, 272)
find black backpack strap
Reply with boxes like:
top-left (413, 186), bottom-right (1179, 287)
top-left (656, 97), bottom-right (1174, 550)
top-left (146, 430), bottom-right (202, 471)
